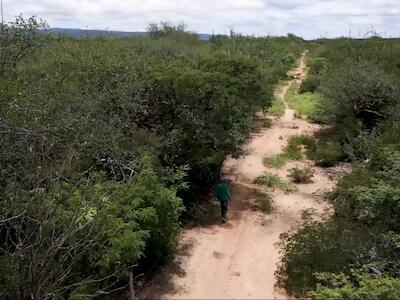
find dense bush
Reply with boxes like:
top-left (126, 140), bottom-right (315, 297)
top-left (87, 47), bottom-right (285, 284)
top-left (299, 75), bottom-right (320, 93)
top-left (321, 60), bottom-right (400, 127)
top-left (310, 273), bottom-right (400, 300)
top-left (307, 57), bottom-right (325, 75)
top-left (0, 158), bottom-right (183, 299)
top-left (309, 142), bottom-right (345, 167)
top-left (277, 38), bottom-right (400, 298)
top-left (277, 212), bottom-right (374, 296)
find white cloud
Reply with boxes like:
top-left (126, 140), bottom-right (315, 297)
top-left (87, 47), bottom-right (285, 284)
top-left (2, 0), bottom-right (400, 39)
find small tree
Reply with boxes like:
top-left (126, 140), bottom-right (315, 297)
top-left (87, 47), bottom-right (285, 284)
top-left (321, 60), bottom-right (400, 127)
top-left (0, 15), bottom-right (47, 74)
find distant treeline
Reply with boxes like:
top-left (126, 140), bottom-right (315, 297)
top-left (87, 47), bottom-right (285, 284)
top-left (45, 27), bottom-right (213, 41)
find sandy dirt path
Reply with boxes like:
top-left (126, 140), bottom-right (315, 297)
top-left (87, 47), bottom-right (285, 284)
top-left (141, 53), bottom-right (334, 299)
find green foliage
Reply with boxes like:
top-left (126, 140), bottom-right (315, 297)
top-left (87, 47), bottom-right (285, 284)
top-left (0, 15), bottom-right (47, 74)
top-left (287, 134), bottom-right (315, 149)
top-left (308, 142), bottom-right (345, 167)
top-left (254, 173), bottom-right (295, 192)
top-left (263, 154), bottom-right (287, 168)
top-left (320, 60), bottom-right (399, 127)
top-left (287, 130), bottom-right (346, 167)
top-left (307, 57), bottom-right (325, 75)
top-left (285, 82), bottom-right (324, 120)
top-left (276, 212), bottom-right (374, 296)
top-left (0, 16), bottom-right (304, 298)
top-left (0, 158), bottom-right (183, 299)
top-left (278, 38), bottom-right (400, 298)
top-left (299, 75), bottom-right (320, 94)
top-left (183, 200), bottom-right (220, 227)
top-left (95, 158), bottom-right (184, 272)
top-left (267, 98), bottom-right (285, 117)
top-left (283, 143), bottom-right (303, 161)
top-left (310, 273), bottom-right (400, 300)
top-left (210, 32), bottom-right (303, 84)
top-left (262, 144), bottom-right (302, 168)
top-left (288, 166), bottom-right (314, 183)
top-left (263, 135), bottom-right (309, 168)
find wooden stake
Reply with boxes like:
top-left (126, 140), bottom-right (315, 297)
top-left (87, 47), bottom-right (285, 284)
top-left (128, 269), bottom-right (135, 300)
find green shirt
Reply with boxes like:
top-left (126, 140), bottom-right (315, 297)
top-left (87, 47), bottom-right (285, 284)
top-left (215, 183), bottom-right (231, 202)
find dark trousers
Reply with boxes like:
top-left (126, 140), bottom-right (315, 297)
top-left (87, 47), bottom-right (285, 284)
top-left (220, 200), bottom-right (228, 218)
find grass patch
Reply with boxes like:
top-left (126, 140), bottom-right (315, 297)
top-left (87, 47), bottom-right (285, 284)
top-left (288, 134), bottom-right (315, 148)
top-left (254, 172), bottom-right (295, 192)
top-left (267, 98), bottom-right (285, 117)
top-left (283, 144), bottom-right (302, 160)
top-left (285, 81), bottom-right (323, 120)
top-left (256, 191), bottom-right (273, 213)
top-left (263, 154), bottom-right (287, 168)
top-left (263, 136), bottom-right (304, 168)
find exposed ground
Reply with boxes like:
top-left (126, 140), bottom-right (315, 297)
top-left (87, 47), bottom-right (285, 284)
top-left (140, 53), bottom-right (334, 299)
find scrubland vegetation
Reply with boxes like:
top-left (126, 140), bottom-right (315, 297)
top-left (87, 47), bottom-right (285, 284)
top-left (3, 14), bottom-right (400, 300)
top-left (0, 17), bottom-right (303, 298)
top-left (285, 82), bottom-right (324, 121)
top-left (276, 37), bottom-right (400, 298)
top-left (263, 134), bottom-right (308, 168)
top-left (266, 97), bottom-right (285, 117)
top-left (254, 173), bottom-right (295, 192)
top-left (288, 166), bottom-right (314, 184)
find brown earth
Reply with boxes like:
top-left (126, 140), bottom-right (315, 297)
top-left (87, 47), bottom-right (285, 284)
top-left (140, 53), bottom-right (334, 299)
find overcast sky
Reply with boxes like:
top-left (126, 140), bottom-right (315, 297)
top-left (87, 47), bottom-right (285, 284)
top-left (2, 0), bottom-right (400, 39)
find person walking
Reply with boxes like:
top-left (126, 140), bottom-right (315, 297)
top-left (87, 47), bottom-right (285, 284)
top-left (215, 180), bottom-right (232, 223)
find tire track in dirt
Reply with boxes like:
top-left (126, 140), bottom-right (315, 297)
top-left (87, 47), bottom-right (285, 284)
top-left (140, 52), bottom-right (334, 299)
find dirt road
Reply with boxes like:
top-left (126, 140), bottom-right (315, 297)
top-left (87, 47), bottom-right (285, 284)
top-left (141, 53), bottom-right (333, 299)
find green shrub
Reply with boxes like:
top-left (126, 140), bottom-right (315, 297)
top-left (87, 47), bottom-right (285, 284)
top-left (288, 134), bottom-right (316, 149)
top-left (276, 213), bottom-right (374, 296)
top-left (263, 135), bottom-right (314, 168)
top-left (0, 158), bottom-right (184, 299)
top-left (299, 75), bottom-right (320, 94)
top-left (288, 166), bottom-right (315, 183)
top-left (255, 173), bottom-right (281, 186)
top-left (309, 273), bottom-right (400, 300)
top-left (254, 173), bottom-right (295, 192)
top-left (283, 144), bottom-right (303, 161)
top-left (308, 57), bottom-right (325, 75)
top-left (320, 60), bottom-right (399, 127)
top-left (263, 154), bottom-right (287, 168)
top-left (309, 143), bottom-right (345, 167)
